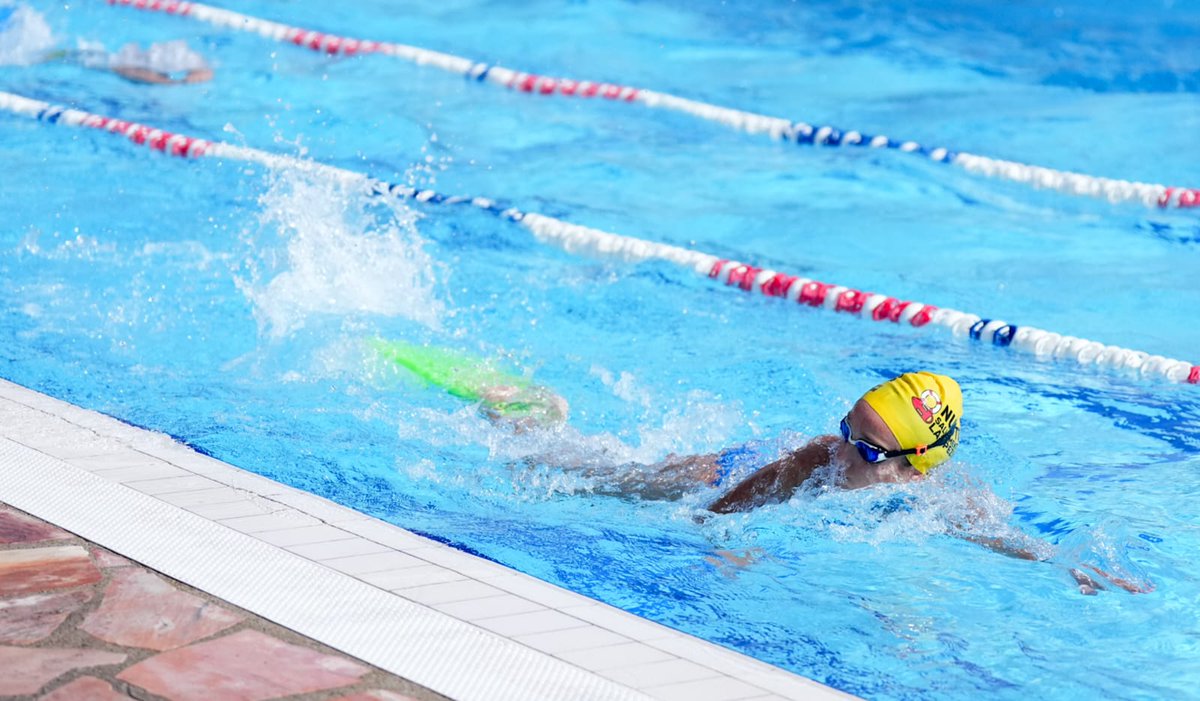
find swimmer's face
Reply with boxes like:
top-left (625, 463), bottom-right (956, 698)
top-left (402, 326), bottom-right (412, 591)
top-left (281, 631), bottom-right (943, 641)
top-left (835, 399), bottom-right (923, 490)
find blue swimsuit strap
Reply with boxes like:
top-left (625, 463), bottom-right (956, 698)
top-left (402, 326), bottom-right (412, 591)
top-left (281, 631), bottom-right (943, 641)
top-left (710, 445), bottom-right (756, 488)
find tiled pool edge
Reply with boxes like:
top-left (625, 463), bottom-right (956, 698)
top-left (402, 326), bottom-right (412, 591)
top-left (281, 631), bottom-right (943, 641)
top-left (0, 378), bottom-right (852, 701)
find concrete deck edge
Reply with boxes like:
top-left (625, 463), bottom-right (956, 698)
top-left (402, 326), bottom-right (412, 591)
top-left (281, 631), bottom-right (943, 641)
top-left (0, 377), bottom-right (852, 701)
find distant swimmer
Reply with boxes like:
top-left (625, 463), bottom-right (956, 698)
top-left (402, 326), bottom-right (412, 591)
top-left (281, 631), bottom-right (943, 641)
top-left (372, 342), bottom-right (1148, 594)
top-left (48, 40), bottom-right (214, 85)
top-left (0, 4), bottom-right (212, 84)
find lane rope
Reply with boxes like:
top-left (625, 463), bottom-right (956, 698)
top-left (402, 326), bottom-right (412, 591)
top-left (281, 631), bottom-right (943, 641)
top-left (103, 0), bottom-right (1200, 212)
top-left (2, 89), bottom-right (1196, 386)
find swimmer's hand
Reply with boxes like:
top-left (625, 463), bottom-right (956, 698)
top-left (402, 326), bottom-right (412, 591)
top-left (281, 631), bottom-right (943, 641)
top-left (1069, 565), bottom-right (1153, 595)
top-left (703, 548), bottom-right (765, 576)
top-left (478, 384), bottom-right (569, 430)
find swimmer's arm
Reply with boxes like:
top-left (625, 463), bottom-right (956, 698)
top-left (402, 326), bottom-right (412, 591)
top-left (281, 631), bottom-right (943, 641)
top-left (959, 534), bottom-right (1152, 594)
top-left (111, 65), bottom-right (213, 84)
top-left (707, 435), bottom-right (837, 514)
top-left (957, 534), bottom-right (1040, 561)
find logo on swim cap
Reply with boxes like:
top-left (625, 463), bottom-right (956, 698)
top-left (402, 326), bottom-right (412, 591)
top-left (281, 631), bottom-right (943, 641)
top-left (911, 389), bottom-right (941, 423)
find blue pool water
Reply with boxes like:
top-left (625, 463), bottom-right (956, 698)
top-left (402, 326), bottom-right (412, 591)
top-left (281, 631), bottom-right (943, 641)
top-left (3, 1), bottom-right (1200, 698)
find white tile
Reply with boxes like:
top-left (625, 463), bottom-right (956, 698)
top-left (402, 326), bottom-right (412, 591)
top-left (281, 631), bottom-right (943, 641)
top-left (338, 519), bottom-right (440, 551)
top-left (158, 451), bottom-right (232, 472)
top-left (486, 573), bottom-right (597, 609)
top-left (219, 510), bottom-right (323, 533)
top-left (646, 676), bottom-right (768, 701)
top-left (725, 670), bottom-right (845, 701)
top-left (473, 608), bottom-right (589, 637)
top-left (187, 499), bottom-right (276, 520)
top-left (91, 463), bottom-right (194, 483)
top-left (65, 452), bottom-right (166, 473)
top-left (133, 443), bottom-right (227, 471)
top-left (125, 474), bottom-right (224, 495)
top-left (556, 641), bottom-right (677, 672)
top-left (259, 489), bottom-right (369, 524)
top-left (603, 658), bottom-right (722, 690)
top-left (202, 468), bottom-right (291, 496)
top-left (646, 634), bottom-right (782, 682)
top-left (514, 626), bottom-right (632, 655)
top-left (253, 524), bottom-right (355, 547)
top-left (407, 544), bottom-right (518, 579)
top-left (559, 603), bottom-right (675, 642)
top-left (362, 565), bottom-right (466, 590)
top-left (32, 439), bottom-right (124, 460)
top-left (156, 486), bottom-right (250, 508)
top-left (322, 550), bottom-right (425, 575)
top-left (395, 579), bottom-right (509, 606)
top-left (287, 538), bottom-right (393, 561)
top-left (433, 593), bottom-right (546, 622)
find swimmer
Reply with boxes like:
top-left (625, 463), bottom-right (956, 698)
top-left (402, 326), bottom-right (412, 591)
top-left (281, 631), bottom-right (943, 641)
top-left (49, 40), bottom-right (214, 85)
top-left (0, 4), bottom-right (211, 84)
top-left (706, 372), bottom-right (960, 513)
top-left (540, 368), bottom-right (1146, 595)
top-left (692, 372), bottom-right (1147, 594)
top-left (373, 344), bottom-right (1148, 594)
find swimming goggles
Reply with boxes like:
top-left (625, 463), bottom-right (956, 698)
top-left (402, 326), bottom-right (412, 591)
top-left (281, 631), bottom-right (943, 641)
top-left (839, 416), bottom-right (957, 464)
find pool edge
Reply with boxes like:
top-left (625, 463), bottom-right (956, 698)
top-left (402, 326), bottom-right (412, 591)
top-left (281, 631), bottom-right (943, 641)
top-left (0, 377), bottom-right (854, 701)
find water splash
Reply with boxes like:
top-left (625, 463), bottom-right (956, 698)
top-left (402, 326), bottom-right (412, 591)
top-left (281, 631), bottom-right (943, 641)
top-left (392, 379), bottom-right (745, 500)
top-left (235, 167), bottom-right (443, 338)
top-left (0, 4), bottom-right (55, 66)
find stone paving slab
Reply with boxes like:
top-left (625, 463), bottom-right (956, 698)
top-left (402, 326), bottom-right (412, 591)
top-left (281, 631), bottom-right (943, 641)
top-left (0, 501), bottom-right (438, 701)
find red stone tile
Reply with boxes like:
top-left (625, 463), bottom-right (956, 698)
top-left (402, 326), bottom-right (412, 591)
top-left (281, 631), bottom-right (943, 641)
top-left (331, 692), bottom-right (421, 701)
top-left (0, 589), bottom-right (93, 644)
top-left (41, 675), bottom-right (135, 700)
top-left (81, 569), bottom-right (243, 651)
top-left (0, 507), bottom-right (73, 545)
top-left (0, 646), bottom-right (126, 696)
top-left (0, 545), bottom-right (101, 597)
top-left (119, 629), bottom-right (369, 701)
top-left (90, 546), bottom-right (134, 569)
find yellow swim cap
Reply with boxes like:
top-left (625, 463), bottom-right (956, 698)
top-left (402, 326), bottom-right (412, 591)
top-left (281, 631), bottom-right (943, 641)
top-left (862, 372), bottom-right (962, 474)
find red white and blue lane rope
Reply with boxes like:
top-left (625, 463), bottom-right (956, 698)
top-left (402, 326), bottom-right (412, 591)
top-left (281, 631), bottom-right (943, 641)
top-left (104, 0), bottom-right (1200, 212)
top-left (3, 89), bottom-right (1196, 386)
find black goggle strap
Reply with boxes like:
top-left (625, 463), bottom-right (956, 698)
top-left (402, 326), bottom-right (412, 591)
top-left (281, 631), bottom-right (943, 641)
top-left (880, 423), bottom-right (958, 460)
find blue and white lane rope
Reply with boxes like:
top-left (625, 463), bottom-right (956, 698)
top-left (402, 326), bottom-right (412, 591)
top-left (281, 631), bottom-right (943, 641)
top-left (3, 90), bottom-right (1197, 386)
top-left (105, 0), bottom-right (1200, 212)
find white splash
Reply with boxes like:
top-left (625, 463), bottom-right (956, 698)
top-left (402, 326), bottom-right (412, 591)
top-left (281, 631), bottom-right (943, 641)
top-left (236, 167), bottom-right (443, 338)
top-left (0, 4), bottom-right (56, 66)
top-left (395, 386), bottom-right (743, 500)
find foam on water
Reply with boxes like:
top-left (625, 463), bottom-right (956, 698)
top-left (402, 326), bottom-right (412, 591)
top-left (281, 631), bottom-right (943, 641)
top-left (235, 168), bottom-right (444, 339)
top-left (0, 4), bottom-right (55, 66)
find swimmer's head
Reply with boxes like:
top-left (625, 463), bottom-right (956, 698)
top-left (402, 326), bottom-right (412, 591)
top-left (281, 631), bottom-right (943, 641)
top-left (862, 372), bottom-right (961, 473)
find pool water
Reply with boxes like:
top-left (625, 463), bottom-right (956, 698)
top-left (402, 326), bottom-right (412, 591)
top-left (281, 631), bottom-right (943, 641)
top-left (3, 1), bottom-right (1200, 699)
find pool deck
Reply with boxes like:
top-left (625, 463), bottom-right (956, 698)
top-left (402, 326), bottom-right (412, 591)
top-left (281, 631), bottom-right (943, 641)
top-left (0, 377), bottom-right (853, 701)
